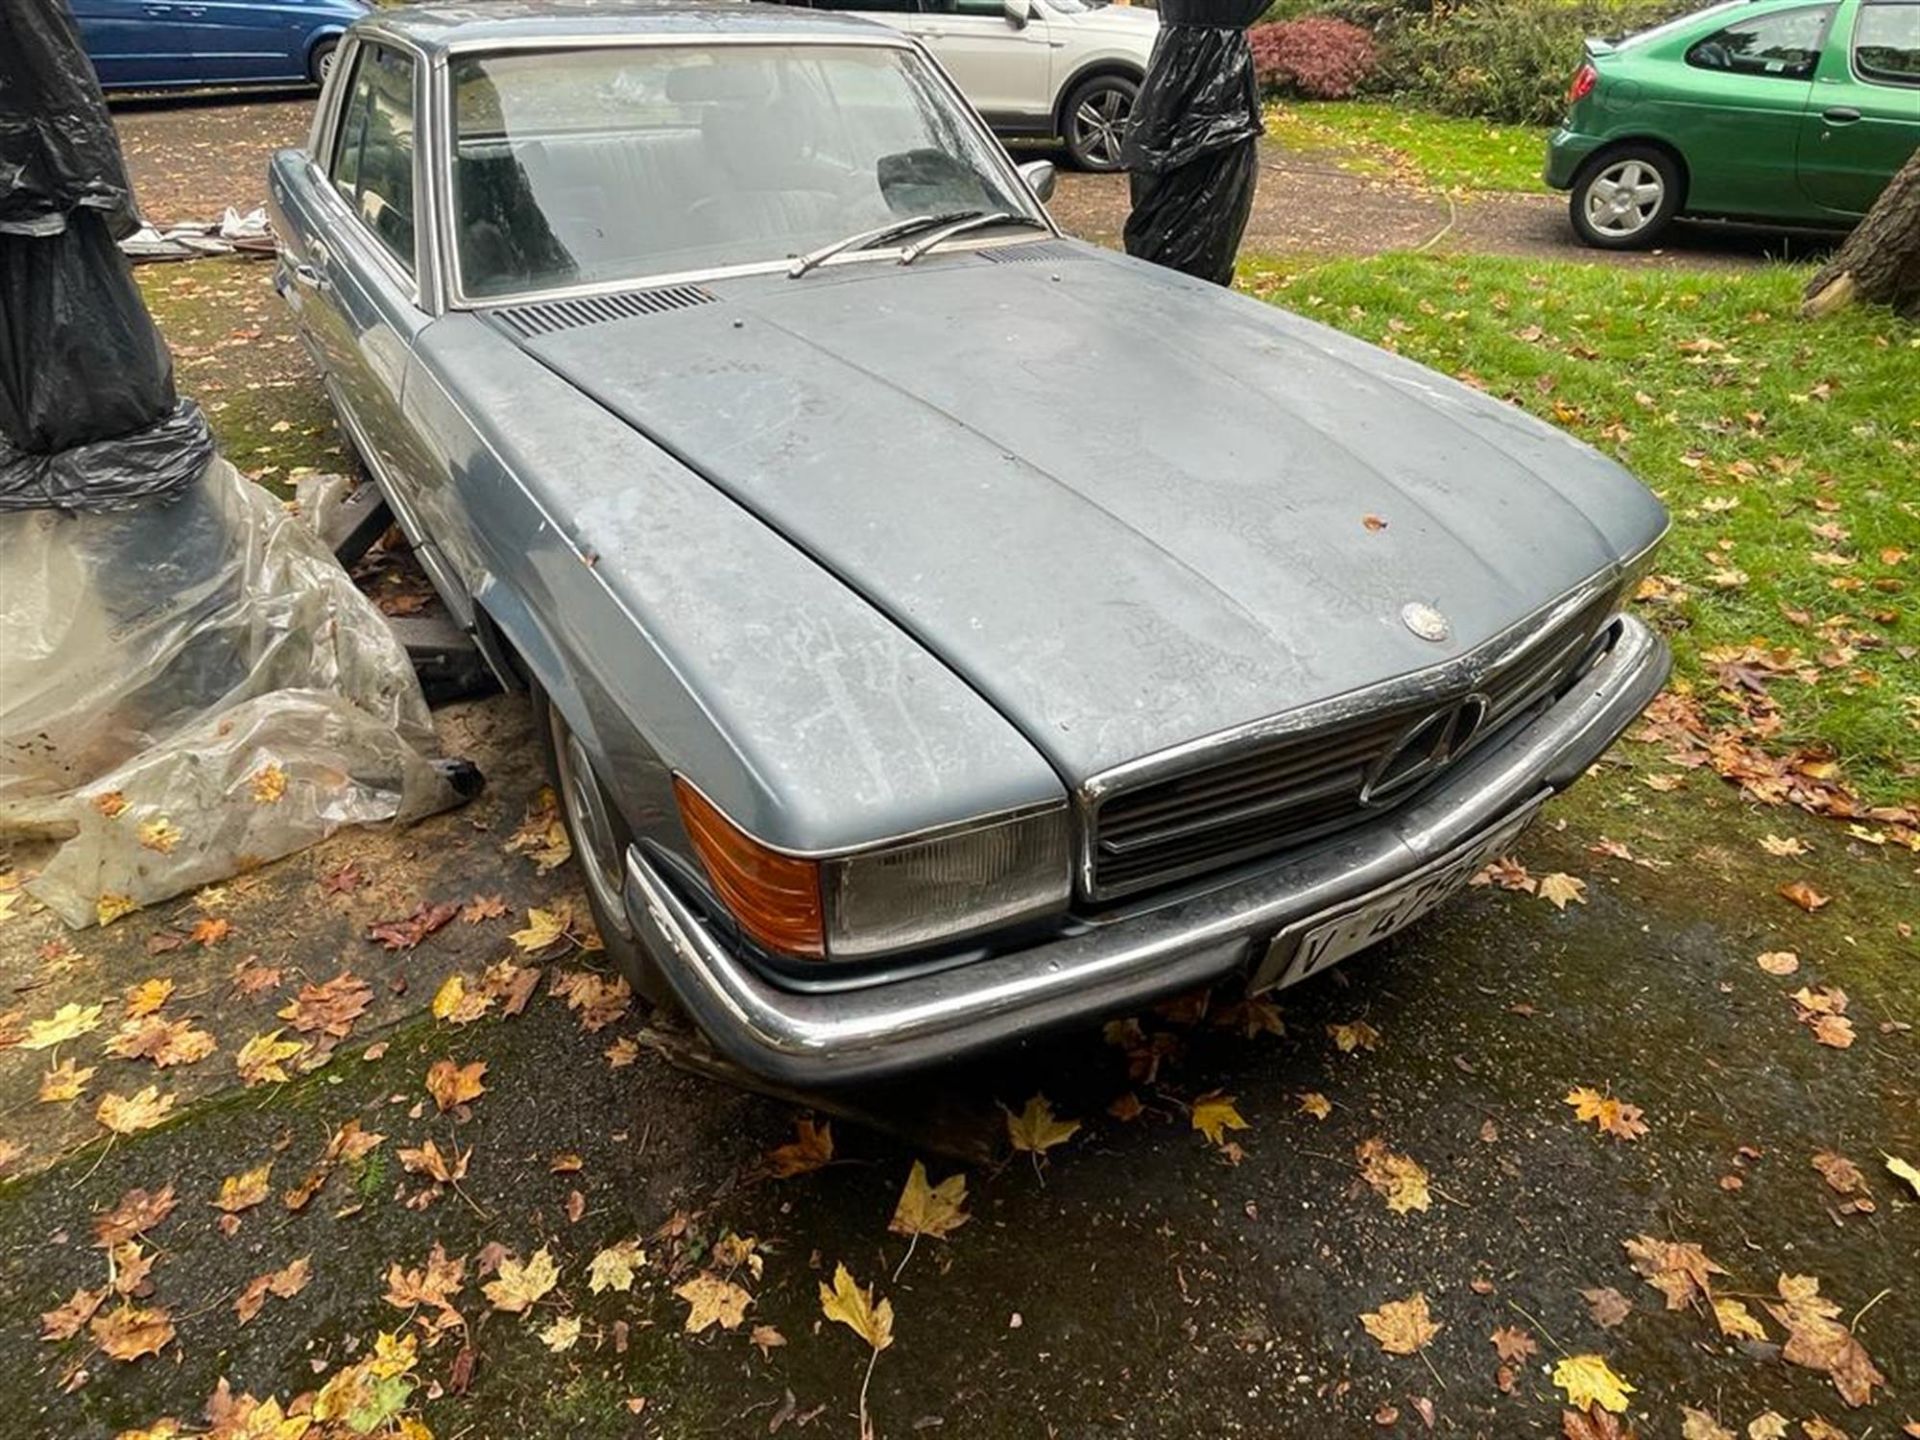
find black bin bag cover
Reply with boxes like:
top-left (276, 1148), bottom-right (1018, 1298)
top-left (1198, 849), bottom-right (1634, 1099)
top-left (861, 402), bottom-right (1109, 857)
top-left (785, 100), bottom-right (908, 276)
top-left (1119, 0), bottom-right (1269, 287)
top-left (0, 0), bottom-right (212, 512)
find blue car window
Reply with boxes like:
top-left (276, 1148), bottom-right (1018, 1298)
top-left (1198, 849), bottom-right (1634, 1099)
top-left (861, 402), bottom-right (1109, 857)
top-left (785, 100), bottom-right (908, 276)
top-left (1853, 0), bottom-right (1920, 85)
top-left (1685, 4), bottom-right (1835, 78)
top-left (328, 43), bottom-right (417, 274)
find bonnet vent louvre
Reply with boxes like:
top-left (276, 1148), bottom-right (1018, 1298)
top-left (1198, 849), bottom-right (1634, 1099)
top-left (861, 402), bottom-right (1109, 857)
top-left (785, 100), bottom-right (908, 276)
top-left (487, 284), bottom-right (716, 338)
top-left (979, 240), bottom-right (1081, 265)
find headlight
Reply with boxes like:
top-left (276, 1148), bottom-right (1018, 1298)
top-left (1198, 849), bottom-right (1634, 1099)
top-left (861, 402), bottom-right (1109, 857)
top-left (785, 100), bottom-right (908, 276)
top-left (673, 777), bottom-right (1070, 960)
top-left (823, 806), bottom-right (1071, 958)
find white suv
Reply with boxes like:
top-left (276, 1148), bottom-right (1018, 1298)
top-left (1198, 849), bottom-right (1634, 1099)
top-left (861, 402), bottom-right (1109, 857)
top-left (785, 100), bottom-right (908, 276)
top-left (774, 0), bottom-right (1159, 171)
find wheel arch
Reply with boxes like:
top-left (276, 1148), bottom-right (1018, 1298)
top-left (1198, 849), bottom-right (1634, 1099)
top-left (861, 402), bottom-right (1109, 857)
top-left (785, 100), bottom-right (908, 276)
top-left (1577, 135), bottom-right (1693, 212)
top-left (1052, 59), bottom-right (1145, 136)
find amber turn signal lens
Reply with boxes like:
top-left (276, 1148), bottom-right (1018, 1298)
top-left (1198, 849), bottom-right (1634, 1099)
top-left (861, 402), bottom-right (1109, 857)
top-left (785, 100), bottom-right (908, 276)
top-left (672, 777), bottom-right (825, 958)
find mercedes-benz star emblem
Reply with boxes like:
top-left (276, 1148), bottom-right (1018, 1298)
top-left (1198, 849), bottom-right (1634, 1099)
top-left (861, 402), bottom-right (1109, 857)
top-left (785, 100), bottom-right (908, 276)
top-left (1401, 601), bottom-right (1450, 642)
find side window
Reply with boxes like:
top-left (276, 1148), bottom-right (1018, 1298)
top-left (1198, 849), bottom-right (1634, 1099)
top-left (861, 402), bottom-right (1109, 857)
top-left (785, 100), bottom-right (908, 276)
top-left (926, 0), bottom-right (1016, 13)
top-left (326, 44), bottom-right (417, 273)
top-left (1853, 1), bottom-right (1920, 85)
top-left (1686, 4), bottom-right (1834, 78)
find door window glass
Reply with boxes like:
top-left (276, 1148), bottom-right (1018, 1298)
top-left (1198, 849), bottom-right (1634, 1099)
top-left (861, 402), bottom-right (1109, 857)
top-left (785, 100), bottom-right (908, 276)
top-left (1685, 5), bottom-right (1834, 78)
top-left (1853, 1), bottom-right (1920, 84)
top-left (327, 44), bottom-right (417, 272)
top-left (926, 0), bottom-right (1018, 15)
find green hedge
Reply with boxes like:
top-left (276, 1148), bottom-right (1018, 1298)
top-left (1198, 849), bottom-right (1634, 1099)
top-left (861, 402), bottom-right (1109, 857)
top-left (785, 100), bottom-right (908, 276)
top-left (1319, 0), bottom-right (1691, 125)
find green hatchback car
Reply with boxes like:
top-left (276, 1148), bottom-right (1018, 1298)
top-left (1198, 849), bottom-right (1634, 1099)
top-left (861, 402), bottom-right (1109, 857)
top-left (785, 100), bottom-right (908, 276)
top-left (1545, 0), bottom-right (1920, 247)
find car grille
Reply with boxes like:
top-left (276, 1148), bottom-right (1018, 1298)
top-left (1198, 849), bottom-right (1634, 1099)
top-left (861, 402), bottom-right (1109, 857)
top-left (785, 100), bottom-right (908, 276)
top-left (1084, 590), bottom-right (1620, 901)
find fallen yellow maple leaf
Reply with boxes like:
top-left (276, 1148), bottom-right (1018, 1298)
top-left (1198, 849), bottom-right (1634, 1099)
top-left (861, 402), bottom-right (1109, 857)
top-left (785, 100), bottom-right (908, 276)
top-left (1885, 1153), bottom-right (1920, 1199)
top-left (136, 818), bottom-right (182, 854)
top-left (96, 892), bottom-right (139, 926)
top-left (819, 1262), bottom-right (893, 1352)
top-left (483, 1247), bottom-right (559, 1313)
top-left (21, 1002), bottom-right (104, 1050)
top-left (235, 1030), bottom-right (305, 1087)
top-left (510, 905), bottom-right (572, 955)
top-left (1297, 1092), bottom-right (1332, 1120)
top-left (1191, 1092), bottom-right (1250, 1147)
top-left (214, 1163), bottom-right (274, 1213)
top-left (1537, 872), bottom-right (1588, 909)
top-left (539, 1315), bottom-right (582, 1353)
top-left (1327, 1020), bottom-right (1381, 1053)
top-left (38, 1057), bottom-right (95, 1103)
top-left (587, 1239), bottom-right (647, 1294)
top-left (675, 1271), bottom-right (752, 1334)
top-left (1360, 1293), bottom-right (1438, 1355)
top-left (889, 1161), bottom-right (970, 1241)
top-left (1713, 1297), bottom-right (1767, 1341)
top-left (1553, 1354), bottom-right (1634, 1413)
top-left (1565, 1087), bottom-right (1649, 1141)
top-left (1005, 1095), bottom-right (1080, 1155)
top-left (91, 1303), bottom-right (175, 1362)
top-left (1356, 1137), bottom-right (1432, 1214)
top-left (96, 1087), bottom-right (176, 1136)
top-left (123, 978), bottom-right (175, 1018)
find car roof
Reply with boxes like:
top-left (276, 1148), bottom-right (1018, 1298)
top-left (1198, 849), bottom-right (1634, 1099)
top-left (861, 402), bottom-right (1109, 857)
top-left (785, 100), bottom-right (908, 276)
top-left (363, 0), bottom-right (892, 54)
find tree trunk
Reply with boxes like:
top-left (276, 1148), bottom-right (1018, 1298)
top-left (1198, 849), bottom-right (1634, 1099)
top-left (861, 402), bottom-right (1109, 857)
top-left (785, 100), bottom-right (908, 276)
top-left (1802, 146), bottom-right (1920, 321)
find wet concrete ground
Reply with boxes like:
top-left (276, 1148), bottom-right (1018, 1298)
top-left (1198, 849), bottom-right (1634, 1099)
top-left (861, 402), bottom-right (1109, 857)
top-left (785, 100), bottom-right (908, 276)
top-left (1, 740), bottom-right (1914, 1438)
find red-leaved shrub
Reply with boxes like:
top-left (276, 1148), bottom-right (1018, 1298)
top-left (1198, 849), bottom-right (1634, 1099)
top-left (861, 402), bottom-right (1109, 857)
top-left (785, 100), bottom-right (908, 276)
top-left (1250, 18), bottom-right (1377, 99)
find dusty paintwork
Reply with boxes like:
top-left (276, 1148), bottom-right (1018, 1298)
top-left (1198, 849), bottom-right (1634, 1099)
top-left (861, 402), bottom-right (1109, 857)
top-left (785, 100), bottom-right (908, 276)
top-left (266, 0), bottom-right (1669, 1079)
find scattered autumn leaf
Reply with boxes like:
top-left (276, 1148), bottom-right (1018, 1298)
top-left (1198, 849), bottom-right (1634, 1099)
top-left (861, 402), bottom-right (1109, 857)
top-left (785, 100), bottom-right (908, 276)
top-left (1361, 1293), bottom-right (1439, 1355)
top-left (367, 900), bottom-right (461, 951)
top-left (96, 1087), bottom-right (176, 1135)
top-left (1581, 1287), bottom-right (1633, 1328)
top-left (278, 972), bottom-right (372, 1039)
top-left (587, 1239), bottom-right (646, 1294)
top-left (676, 1271), bottom-right (752, 1334)
top-left (1537, 873), bottom-right (1589, 909)
top-left (1191, 1092), bottom-right (1250, 1148)
top-left (189, 917), bottom-right (231, 947)
top-left (818, 1263), bottom-right (893, 1352)
top-left (90, 1304), bottom-right (175, 1362)
top-left (1005, 1095), bottom-right (1080, 1156)
top-left (1885, 1153), bottom-right (1920, 1198)
top-left (249, 764), bottom-right (288, 804)
top-left (38, 1057), bottom-right (96, 1103)
top-left (40, 1286), bottom-right (105, 1341)
top-left (1566, 1087), bottom-right (1649, 1141)
top-left (235, 1029), bottom-right (305, 1086)
top-left (1713, 1297), bottom-right (1768, 1341)
top-left (890, 1161), bottom-right (970, 1243)
top-left (22, 1002), bottom-right (105, 1050)
top-left (105, 1014), bottom-right (217, 1068)
top-left (1765, 1273), bottom-right (1885, 1407)
top-left (483, 1247), bottom-right (559, 1314)
top-left (1490, 1325), bottom-right (1538, 1363)
top-left (1554, 1354), bottom-right (1634, 1413)
top-left (766, 1117), bottom-right (834, 1178)
top-left (1623, 1234), bottom-right (1726, 1309)
top-left (1756, 950), bottom-right (1800, 975)
top-left (1779, 881), bottom-right (1830, 913)
top-left (539, 1315), bottom-right (582, 1353)
top-left (1297, 1092), bottom-right (1332, 1120)
top-left (1356, 1137), bottom-right (1432, 1214)
top-left (123, 978), bottom-right (175, 1018)
top-left (214, 1163), bottom-right (273, 1213)
top-left (1681, 1409), bottom-right (1735, 1440)
top-left (426, 1059), bottom-right (488, 1112)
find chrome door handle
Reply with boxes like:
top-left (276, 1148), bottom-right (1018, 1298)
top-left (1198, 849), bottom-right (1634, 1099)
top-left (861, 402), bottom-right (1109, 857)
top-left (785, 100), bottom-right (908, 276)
top-left (1822, 106), bottom-right (1861, 123)
top-left (290, 261), bottom-right (327, 290)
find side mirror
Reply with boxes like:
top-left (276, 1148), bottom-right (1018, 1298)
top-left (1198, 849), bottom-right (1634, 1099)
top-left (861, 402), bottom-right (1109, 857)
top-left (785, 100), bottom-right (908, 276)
top-left (1004, 0), bottom-right (1032, 28)
top-left (1019, 159), bottom-right (1056, 203)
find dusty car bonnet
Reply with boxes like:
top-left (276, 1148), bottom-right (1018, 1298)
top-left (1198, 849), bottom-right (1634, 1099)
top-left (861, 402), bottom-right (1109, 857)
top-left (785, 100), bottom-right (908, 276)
top-left (486, 246), bottom-right (1664, 783)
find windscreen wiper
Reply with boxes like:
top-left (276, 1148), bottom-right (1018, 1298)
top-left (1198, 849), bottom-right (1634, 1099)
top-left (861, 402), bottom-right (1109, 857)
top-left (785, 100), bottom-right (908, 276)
top-left (897, 212), bottom-right (1047, 266)
top-left (787, 211), bottom-right (975, 278)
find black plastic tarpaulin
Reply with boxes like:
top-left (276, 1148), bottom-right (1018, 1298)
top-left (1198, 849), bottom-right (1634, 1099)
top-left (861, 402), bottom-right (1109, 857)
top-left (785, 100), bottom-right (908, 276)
top-left (0, 0), bottom-right (213, 512)
top-left (1119, 0), bottom-right (1268, 287)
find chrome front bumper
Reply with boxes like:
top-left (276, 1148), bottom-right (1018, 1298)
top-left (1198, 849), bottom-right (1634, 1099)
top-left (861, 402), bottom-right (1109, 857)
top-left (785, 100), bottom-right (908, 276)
top-left (624, 615), bottom-right (1670, 1085)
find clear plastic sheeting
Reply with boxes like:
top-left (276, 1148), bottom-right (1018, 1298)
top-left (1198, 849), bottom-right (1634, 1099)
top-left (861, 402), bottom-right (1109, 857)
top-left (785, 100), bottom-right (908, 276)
top-left (0, 458), bottom-right (457, 927)
top-left (1120, 0), bottom-right (1270, 286)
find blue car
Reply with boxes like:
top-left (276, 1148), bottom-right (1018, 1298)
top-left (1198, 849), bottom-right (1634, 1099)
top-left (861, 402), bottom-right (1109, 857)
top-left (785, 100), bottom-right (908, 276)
top-left (73, 0), bottom-right (369, 90)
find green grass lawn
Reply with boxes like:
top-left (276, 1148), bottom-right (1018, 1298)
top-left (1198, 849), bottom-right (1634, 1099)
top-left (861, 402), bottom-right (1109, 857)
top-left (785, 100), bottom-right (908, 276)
top-left (1265, 101), bottom-right (1552, 196)
top-left (1242, 252), bottom-right (1920, 806)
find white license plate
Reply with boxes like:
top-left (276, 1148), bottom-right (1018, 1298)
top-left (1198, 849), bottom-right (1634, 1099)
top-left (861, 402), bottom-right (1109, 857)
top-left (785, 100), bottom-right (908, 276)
top-left (1250, 802), bottom-right (1543, 995)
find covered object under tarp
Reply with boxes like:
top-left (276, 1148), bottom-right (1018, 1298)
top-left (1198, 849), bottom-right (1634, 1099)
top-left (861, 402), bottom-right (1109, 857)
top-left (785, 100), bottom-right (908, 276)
top-left (1119, 0), bottom-right (1268, 287)
top-left (0, 0), bottom-right (463, 926)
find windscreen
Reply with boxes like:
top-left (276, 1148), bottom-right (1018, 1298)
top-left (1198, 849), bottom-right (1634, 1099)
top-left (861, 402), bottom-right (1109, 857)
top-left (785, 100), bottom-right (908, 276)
top-left (450, 43), bottom-right (1032, 299)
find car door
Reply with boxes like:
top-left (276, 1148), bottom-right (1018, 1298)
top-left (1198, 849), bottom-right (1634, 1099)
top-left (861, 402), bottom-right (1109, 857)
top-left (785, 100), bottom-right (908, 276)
top-left (180, 0), bottom-right (307, 81)
top-left (1671, 2), bottom-right (1835, 216)
top-left (70, 0), bottom-right (191, 88)
top-left (1798, 0), bottom-right (1920, 213)
top-left (275, 40), bottom-right (442, 567)
top-left (911, 0), bottom-right (1055, 128)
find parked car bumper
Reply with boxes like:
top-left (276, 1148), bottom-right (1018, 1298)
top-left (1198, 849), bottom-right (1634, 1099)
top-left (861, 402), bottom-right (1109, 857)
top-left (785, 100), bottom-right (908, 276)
top-left (1544, 128), bottom-right (1603, 190)
top-left (625, 614), bottom-right (1670, 1086)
